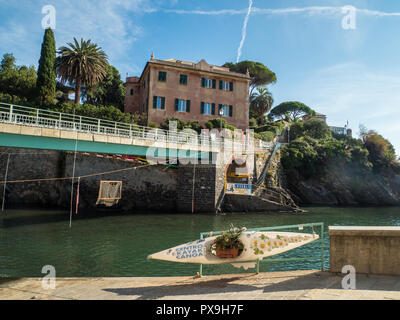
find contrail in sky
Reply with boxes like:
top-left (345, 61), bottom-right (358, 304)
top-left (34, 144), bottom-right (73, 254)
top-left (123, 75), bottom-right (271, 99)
top-left (237, 0), bottom-right (253, 63)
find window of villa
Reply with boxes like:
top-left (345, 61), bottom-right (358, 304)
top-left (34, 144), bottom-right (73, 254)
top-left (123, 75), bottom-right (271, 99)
top-left (201, 102), bottom-right (215, 115)
top-left (219, 80), bottom-right (234, 91)
top-left (153, 96), bottom-right (165, 110)
top-left (158, 71), bottom-right (167, 82)
top-left (201, 77), bottom-right (216, 89)
top-left (219, 104), bottom-right (233, 117)
top-left (175, 99), bottom-right (191, 112)
top-left (180, 74), bottom-right (188, 85)
top-left (130, 88), bottom-right (134, 96)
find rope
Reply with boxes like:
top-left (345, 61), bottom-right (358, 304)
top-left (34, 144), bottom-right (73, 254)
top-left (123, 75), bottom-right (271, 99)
top-left (75, 177), bottom-right (80, 215)
top-left (0, 163), bottom-right (151, 184)
top-left (1, 154), bottom-right (10, 212)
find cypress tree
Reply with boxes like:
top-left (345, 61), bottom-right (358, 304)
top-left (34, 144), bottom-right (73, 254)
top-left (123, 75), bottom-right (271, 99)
top-left (37, 28), bottom-right (56, 106)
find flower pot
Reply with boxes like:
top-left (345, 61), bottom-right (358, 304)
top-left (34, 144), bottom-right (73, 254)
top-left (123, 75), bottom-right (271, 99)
top-left (216, 248), bottom-right (239, 259)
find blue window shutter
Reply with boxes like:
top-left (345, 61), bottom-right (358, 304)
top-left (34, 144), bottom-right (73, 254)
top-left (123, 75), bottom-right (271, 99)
top-left (186, 100), bottom-right (191, 112)
top-left (212, 79), bottom-right (216, 89)
top-left (153, 96), bottom-right (157, 109)
top-left (229, 82), bottom-right (234, 91)
top-left (161, 97), bottom-right (165, 110)
top-left (201, 77), bottom-right (206, 87)
top-left (211, 103), bottom-right (215, 115)
top-left (201, 102), bottom-right (204, 114)
top-left (175, 99), bottom-right (179, 111)
top-left (219, 80), bottom-right (223, 90)
top-left (229, 105), bottom-right (233, 117)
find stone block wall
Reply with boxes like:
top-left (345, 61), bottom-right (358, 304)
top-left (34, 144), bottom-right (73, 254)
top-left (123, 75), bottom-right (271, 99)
top-left (329, 226), bottom-right (400, 275)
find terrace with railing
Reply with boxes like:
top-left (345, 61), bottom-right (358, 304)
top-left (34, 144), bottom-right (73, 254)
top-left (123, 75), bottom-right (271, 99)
top-left (0, 102), bottom-right (272, 151)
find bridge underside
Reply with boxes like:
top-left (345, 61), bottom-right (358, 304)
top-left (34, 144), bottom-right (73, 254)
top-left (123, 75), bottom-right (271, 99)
top-left (0, 132), bottom-right (212, 160)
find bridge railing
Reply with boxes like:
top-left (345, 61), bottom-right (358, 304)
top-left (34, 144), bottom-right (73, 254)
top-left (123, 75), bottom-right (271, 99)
top-left (0, 102), bottom-right (271, 151)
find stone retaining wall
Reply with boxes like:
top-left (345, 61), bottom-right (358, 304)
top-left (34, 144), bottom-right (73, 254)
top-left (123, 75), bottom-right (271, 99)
top-left (329, 226), bottom-right (400, 275)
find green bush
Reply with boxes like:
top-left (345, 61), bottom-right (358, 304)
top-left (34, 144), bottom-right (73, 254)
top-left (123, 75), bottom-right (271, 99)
top-left (55, 102), bottom-right (132, 123)
top-left (249, 117), bottom-right (258, 128)
top-left (281, 135), bottom-right (373, 178)
top-left (255, 121), bottom-right (285, 134)
top-left (205, 118), bottom-right (227, 130)
top-left (148, 122), bottom-right (158, 128)
top-left (254, 131), bottom-right (275, 142)
top-left (160, 117), bottom-right (185, 131)
top-left (184, 120), bottom-right (202, 134)
top-left (364, 131), bottom-right (396, 170)
top-left (289, 119), bottom-right (332, 141)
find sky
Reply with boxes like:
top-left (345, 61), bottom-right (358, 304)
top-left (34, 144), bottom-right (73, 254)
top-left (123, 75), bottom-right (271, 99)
top-left (0, 0), bottom-right (400, 154)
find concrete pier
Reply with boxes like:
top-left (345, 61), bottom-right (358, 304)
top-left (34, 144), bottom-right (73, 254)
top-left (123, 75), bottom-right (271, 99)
top-left (1, 270), bottom-right (400, 300)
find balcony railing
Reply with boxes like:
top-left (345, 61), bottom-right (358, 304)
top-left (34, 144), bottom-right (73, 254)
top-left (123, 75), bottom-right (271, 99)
top-left (0, 102), bottom-right (271, 151)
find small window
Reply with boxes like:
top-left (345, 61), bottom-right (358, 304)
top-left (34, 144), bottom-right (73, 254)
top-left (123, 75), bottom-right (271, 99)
top-left (201, 77), bottom-right (216, 89)
top-left (158, 71), bottom-right (167, 82)
top-left (175, 99), bottom-right (191, 112)
top-left (219, 104), bottom-right (230, 117)
top-left (180, 74), bottom-right (188, 85)
top-left (130, 88), bottom-right (134, 96)
top-left (219, 81), bottom-right (233, 91)
top-left (153, 96), bottom-right (165, 110)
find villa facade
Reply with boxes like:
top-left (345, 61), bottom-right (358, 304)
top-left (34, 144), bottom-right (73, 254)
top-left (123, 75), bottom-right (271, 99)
top-left (124, 55), bottom-right (251, 130)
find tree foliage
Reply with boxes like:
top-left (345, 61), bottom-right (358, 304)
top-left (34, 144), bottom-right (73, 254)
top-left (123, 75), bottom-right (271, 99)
top-left (268, 101), bottom-right (316, 122)
top-left (223, 60), bottom-right (276, 95)
top-left (0, 53), bottom-right (37, 103)
top-left (363, 130), bottom-right (396, 170)
top-left (250, 87), bottom-right (274, 125)
top-left (37, 28), bottom-right (56, 106)
top-left (289, 119), bottom-right (332, 141)
top-left (56, 38), bottom-right (109, 104)
top-left (55, 102), bottom-right (132, 123)
top-left (83, 65), bottom-right (125, 110)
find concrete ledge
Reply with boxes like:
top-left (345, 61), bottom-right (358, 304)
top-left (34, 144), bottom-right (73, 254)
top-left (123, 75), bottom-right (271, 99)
top-left (329, 226), bottom-right (400, 275)
top-left (329, 226), bottom-right (400, 237)
top-left (41, 128), bottom-right (61, 138)
top-left (20, 126), bottom-right (41, 136)
top-left (0, 123), bottom-right (21, 134)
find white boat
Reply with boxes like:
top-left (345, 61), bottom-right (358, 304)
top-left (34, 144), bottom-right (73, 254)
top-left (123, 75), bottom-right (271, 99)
top-left (148, 231), bottom-right (319, 268)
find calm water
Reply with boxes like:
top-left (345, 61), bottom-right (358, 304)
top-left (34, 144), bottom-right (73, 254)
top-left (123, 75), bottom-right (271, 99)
top-left (1, 207), bottom-right (400, 277)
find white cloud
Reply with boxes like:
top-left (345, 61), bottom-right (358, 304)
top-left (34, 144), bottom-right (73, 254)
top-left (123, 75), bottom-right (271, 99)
top-left (237, 0), bottom-right (253, 63)
top-left (164, 6), bottom-right (400, 18)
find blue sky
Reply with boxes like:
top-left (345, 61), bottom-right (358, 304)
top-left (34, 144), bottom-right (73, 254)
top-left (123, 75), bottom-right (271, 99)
top-left (1, 0), bottom-right (400, 154)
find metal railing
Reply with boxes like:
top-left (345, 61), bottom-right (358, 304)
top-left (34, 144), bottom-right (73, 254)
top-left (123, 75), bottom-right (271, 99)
top-left (198, 222), bottom-right (325, 276)
top-left (0, 102), bottom-right (270, 151)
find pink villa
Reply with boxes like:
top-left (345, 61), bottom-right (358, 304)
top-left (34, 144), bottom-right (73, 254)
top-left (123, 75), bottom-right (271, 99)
top-left (124, 54), bottom-right (251, 130)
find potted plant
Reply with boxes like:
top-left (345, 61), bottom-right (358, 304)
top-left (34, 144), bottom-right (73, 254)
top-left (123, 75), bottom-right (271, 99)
top-left (210, 224), bottom-right (245, 258)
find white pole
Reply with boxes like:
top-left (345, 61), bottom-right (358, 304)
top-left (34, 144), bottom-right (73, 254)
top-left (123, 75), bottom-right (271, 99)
top-left (69, 107), bottom-right (78, 228)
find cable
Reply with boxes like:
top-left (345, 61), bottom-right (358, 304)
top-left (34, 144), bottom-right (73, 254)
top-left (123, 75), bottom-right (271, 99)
top-left (0, 163), bottom-right (151, 184)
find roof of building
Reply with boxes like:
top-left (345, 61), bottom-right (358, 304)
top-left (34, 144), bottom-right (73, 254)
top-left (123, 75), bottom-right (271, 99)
top-left (126, 55), bottom-right (251, 84)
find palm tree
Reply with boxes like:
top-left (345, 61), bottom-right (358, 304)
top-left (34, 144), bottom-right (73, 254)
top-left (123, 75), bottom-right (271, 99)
top-left (56, 38), bottom-right (109, 104)
top-left (250, 87), bottom-right (274, 125)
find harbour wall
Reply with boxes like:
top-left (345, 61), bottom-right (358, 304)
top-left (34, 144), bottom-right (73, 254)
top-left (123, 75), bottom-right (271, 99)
top-left (0, 147), bottom-right (274, 214)
top-left (329, 226), bottom-right (400, 275)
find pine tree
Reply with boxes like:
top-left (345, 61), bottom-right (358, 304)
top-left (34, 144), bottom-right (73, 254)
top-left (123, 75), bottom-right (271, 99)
top-left (37, 28), bottom-right (56, 106)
